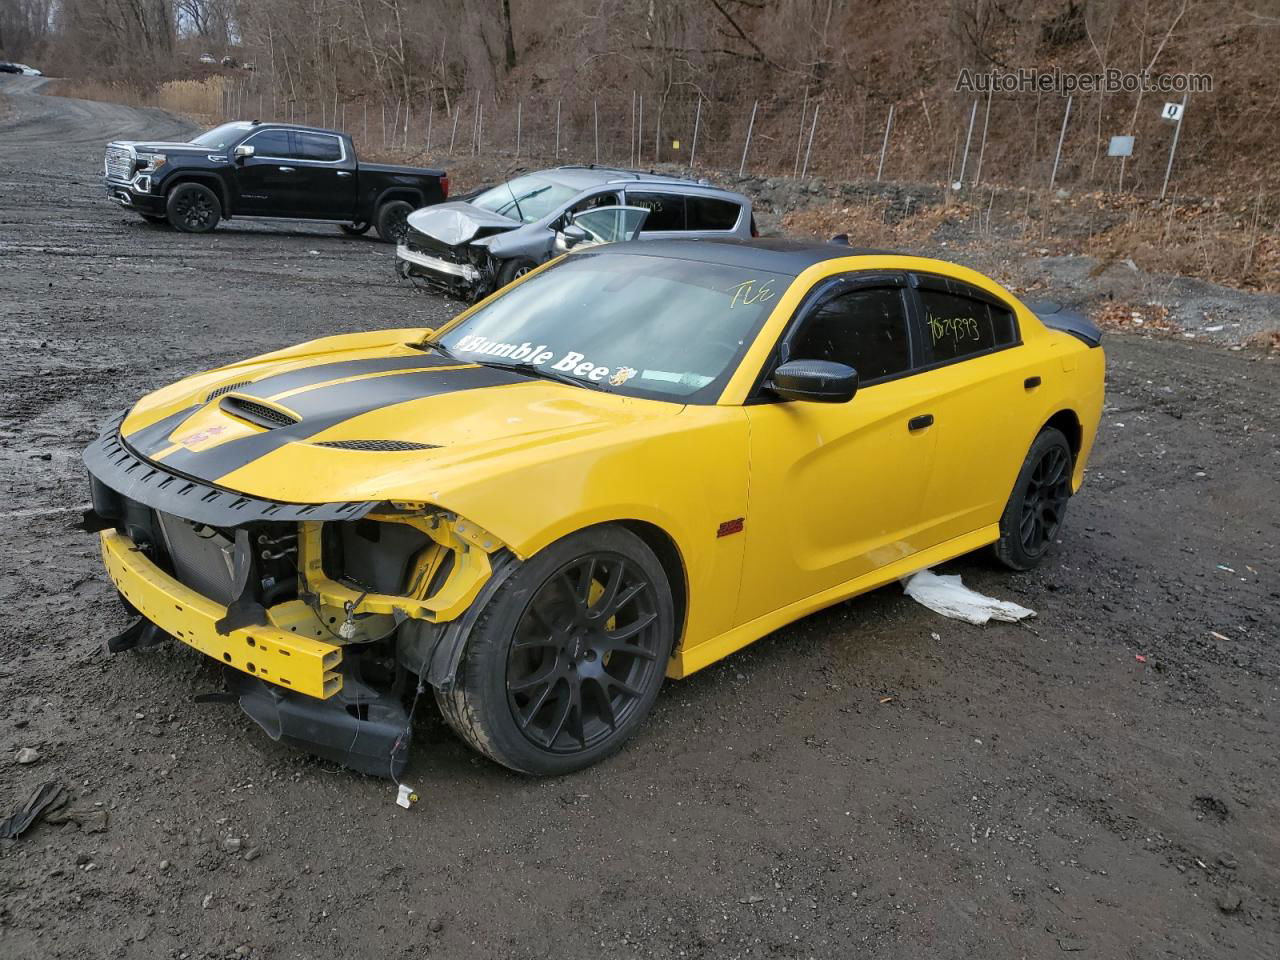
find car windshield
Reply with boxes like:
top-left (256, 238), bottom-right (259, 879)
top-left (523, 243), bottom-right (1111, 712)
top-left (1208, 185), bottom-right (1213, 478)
top-left (437, 252), bottom-right (792, 403)
top-left (192, 122), bottom-right (253, 150)
top-left (469, 174), bottom-right (581, 224)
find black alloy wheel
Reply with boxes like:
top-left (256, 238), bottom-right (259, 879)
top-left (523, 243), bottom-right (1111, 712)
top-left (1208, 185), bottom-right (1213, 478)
top-left (434, 526), bottom-right (675, 775)
top-left (994, 426), bottom-right (1073, 570)
top-left (375, 200), bottom-right (413, 243)
top-left (167, 183), bottom-right (221, 233)
top-left (506, 553), bottom-right (664, 753)
top-left (1020, 443), bottom-right (1071, 554)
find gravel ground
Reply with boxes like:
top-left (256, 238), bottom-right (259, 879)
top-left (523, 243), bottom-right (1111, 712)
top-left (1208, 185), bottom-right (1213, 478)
top-left (1, 78), bottom-right (1278, 960)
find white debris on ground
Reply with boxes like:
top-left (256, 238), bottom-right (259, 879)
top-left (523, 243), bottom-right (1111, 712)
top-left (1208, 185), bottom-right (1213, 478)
top-left (902, 569), bottom-right (1036, 626)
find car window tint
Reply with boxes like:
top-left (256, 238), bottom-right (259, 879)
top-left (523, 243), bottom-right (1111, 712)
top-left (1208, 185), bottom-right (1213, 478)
top-left (245, 129), bottom-right (294, 158)
top-left (628, 192), bottom-right (686, 231)
top-left (569, 191), bottom-right (621, 216)
top-left (790, 287), bottom-right (911, 382)
top-left (919, 289), bottom-right (1017, 363)
top-left (297, 132), bottom-right (342, 161)
top-left (686, 195), bottom-right (741, 231)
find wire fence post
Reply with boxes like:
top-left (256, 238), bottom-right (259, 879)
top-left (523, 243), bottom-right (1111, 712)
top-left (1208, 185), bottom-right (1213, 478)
top-left (477, 100), bottom-right (483, 156)
top-left (449, 103), bottom-right (460, 155)
top-left (738, 100), bottom-right (758, 177)
top-left (403, 102), bottom-right (410, 151)
top-left (801, 101), bottom-right (820, 178)
top-left (1049, 95), bottom-right (1072, 190)
top-left (630, 91), bottom-right (637, 167)
top-left (363, 103), bottom-right (367, 148)
top-left (689, 97), bottom-right (702, 169)
top-left (515, 100), bottom-right (522, 159)
top-left (381, 101), bottom-right (386, 150)
top-left (426, 100), bottom-right (433, 151)
top-left (654, 102), bottom-right (661, 164)
top-left (973, 92), bottom-right (992, 187)
top-left (794, 87), bottom-right (809, 176)
top-left (593, 99), bottom-right (600, 164)
top-left (876, 104), bottom-right (895, 181)
top-left (637, 95), bottom-right (644, 165)
top-left (1160, 93), bottom-right (1189, 200)
top-left (956, 99), bottom-right (978, 186)
top-left (555, 99), bottom-right (561, 159)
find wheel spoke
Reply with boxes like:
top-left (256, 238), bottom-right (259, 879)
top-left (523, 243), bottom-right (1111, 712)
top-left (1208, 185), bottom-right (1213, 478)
top-left (603, 610), bottom-right (657, 643)
top-left (543, 681), bottom-right (575, 746)
top-left (587, 677), bottom-right (617, 731)
top-left (517, 678), bottom-right (558, 730)
top-left (607, 580), bottom-right (646, 618)
top-left (509, 660), bottom-right (559, 692)
top-left (590, 561), bottom-right (625, 620)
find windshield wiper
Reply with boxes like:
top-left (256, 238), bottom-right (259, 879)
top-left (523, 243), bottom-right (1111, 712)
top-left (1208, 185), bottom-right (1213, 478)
top-left (418, 338), bottom-right (456, 361)
top-left (482, 360), bottom-right (601, 390)
top-left (504, 181), bottom-right (526, 222)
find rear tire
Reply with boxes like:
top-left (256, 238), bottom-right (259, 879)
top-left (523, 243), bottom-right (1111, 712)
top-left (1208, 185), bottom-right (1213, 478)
top-left (166, 183), bottom-right (221, 234)
top-left (375, 200), bottom-right (413, 244)
top-left (496, 257), bottom-right (539, 289)
top-left (994, 427), bottom-right (1073, 571)
top-left (339, 221), bottom-right (370, 236)
top-left (435, 526), bottom-right (675, 776)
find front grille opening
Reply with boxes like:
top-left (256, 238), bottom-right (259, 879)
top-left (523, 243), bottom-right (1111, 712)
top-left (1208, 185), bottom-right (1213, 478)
top-left (312, 439), bottom-right (439, 452)
top-left (220, 395), bottom-right (299, 429)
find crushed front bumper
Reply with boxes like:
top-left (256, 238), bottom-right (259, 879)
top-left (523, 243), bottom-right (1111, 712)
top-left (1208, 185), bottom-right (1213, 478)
top-left (100, 529), bottom-right (343, 698)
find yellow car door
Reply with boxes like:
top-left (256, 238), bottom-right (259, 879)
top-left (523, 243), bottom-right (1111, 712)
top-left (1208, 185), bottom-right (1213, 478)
top-left (908, 274), bottom-right (1043, 545)
top-left (736, 275), bottom-right (939, 626)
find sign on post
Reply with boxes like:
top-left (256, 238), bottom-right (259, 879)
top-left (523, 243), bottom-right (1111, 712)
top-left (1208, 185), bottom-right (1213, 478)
top-left (1108, 135), bottom-right (1134, 158)
top-left (1160, 102), bottom-right (1184, 124)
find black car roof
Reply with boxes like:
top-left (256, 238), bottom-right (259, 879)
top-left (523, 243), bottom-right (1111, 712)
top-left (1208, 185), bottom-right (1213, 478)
top-left (593, 237), bottom-right (901, 276)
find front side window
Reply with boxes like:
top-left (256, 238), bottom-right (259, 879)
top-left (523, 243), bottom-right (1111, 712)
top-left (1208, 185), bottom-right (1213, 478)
top-left (789, 287), bottom-right (912, 383)
top-left (572, 206), bottom-right (648, 244)
top-left (297, 132), bottom-right (342, 161)
top-left (918, 289), bottom-right (1017, 364)
top-left (437, 253), bottom-right (792, 402)
top-left (627, 192), bottom-right (686, 231)
top-left (470, 175), bottom-right (581, 223)
top-left (568, 190), bottom-right (621, 216)
top-left (244, 129), bottom-right (295, 159)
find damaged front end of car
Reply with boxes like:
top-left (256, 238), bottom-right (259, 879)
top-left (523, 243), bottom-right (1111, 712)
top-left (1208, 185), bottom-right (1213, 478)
top-left (395, 203), bottom-right (533, 300)
top-left (83, 421), bottom-right (515, 778)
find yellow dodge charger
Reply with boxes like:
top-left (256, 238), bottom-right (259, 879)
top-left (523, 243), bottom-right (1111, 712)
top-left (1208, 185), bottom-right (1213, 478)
top-left (83, 239), bottom-right (1104, 777)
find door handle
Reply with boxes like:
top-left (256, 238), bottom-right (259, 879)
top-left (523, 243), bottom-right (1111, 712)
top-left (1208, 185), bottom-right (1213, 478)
top-left (1024, 376), bottom-right (1042, 389)
top-left (908, 414), bottom-right (934, 431)
top-left (336, 170), bottom-right (352, 177)
top-left (278, 166), bottom-right (296, 173)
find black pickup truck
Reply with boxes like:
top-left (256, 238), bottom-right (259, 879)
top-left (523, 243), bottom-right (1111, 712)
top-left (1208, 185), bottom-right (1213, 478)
top-left (103, 120), bottom-right (448, 241)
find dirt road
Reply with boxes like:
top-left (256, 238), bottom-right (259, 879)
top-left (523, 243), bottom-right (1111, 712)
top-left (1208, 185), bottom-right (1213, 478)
top-left (1, 80), bottom-right (1277, 960)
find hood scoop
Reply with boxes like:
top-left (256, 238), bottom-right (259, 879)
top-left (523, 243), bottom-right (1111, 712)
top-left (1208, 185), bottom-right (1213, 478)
top-left (312, 439), bottom-right (439, 452)
top-left (219, 395), bottom-right (300, 429)
top-left (206, 381), bottom-right (251, 402)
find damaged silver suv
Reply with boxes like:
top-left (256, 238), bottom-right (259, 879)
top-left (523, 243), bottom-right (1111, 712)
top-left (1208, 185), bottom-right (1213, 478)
top-left (395, 165), bottom-right (755, 298)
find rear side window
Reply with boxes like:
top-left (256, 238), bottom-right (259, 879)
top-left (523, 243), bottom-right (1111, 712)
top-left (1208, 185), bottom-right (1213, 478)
top-left (628, 192), bottom-right (686, 231)
top-left (918, 289), bottom-right (1018, 364)
top-left (790, 287), bottom-right (912, 382)
top-left (686, 195), bottom-right (741, 231)
top-left (245, 129), bottom-right (294, 158)
top-left (297, 132), bottom-right (342, 161)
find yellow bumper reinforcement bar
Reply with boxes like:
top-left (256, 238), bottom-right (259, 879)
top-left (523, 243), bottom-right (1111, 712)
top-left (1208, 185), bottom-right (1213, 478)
top-left (100, 531), bottom-right (342, 699)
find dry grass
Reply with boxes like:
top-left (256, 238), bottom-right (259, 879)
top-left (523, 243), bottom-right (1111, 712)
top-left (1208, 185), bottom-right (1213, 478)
top-left (780, 196), bottom-right (976, 249)
top-left (48, 77), bottom-right (225, 125)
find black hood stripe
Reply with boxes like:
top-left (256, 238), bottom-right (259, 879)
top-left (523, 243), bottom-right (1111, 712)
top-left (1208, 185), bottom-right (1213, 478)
top-left (150, 364), bottom-right (525, 480)
top-left (231, 352), bottom-right (461, 400)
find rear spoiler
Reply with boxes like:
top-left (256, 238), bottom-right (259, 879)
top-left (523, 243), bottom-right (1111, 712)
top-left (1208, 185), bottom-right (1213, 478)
top-left (1028, 300), bottom-right (1102, 348)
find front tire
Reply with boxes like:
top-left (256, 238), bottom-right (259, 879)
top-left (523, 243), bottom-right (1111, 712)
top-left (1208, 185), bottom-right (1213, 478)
top-left (375, 200), bottom-right (413, 243)
top-left (436, 527), bottom-right (675, 776)
top-left (166, 183), bottom-right (221, 233)
top-left (994, 427), bottom-right (1073, 571)
top-left (496, 257), bottom-right (539, 289)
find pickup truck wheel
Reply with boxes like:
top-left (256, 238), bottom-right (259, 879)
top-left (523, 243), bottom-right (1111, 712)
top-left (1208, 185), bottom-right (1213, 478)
top-left (435, 526), bottom-right (675, 776)
top-left (339, 221), bottom-right (370, 236)
top-left (166, 183), bottom-right (221, 233)
top-left (375, 201), bottom-right (413, 244)
top-left (994, 427), bottom-right (1073, 571)
top-left (139, 213), bottom-right (168, 226)
top-left (497, 257), bottom-right (539, 289)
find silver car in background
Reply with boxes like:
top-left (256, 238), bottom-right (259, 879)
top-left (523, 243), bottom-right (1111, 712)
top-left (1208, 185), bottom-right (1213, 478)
top-left (396, 165), bottom-right (756, 298)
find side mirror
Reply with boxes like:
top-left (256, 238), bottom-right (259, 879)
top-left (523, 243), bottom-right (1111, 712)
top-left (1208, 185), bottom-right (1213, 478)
top-left (769, 359), bottom-right (858, 403)
top-left (233, 144), bottom-right (255, 160)
top-left (561, 223), bottom-right (590, 246)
